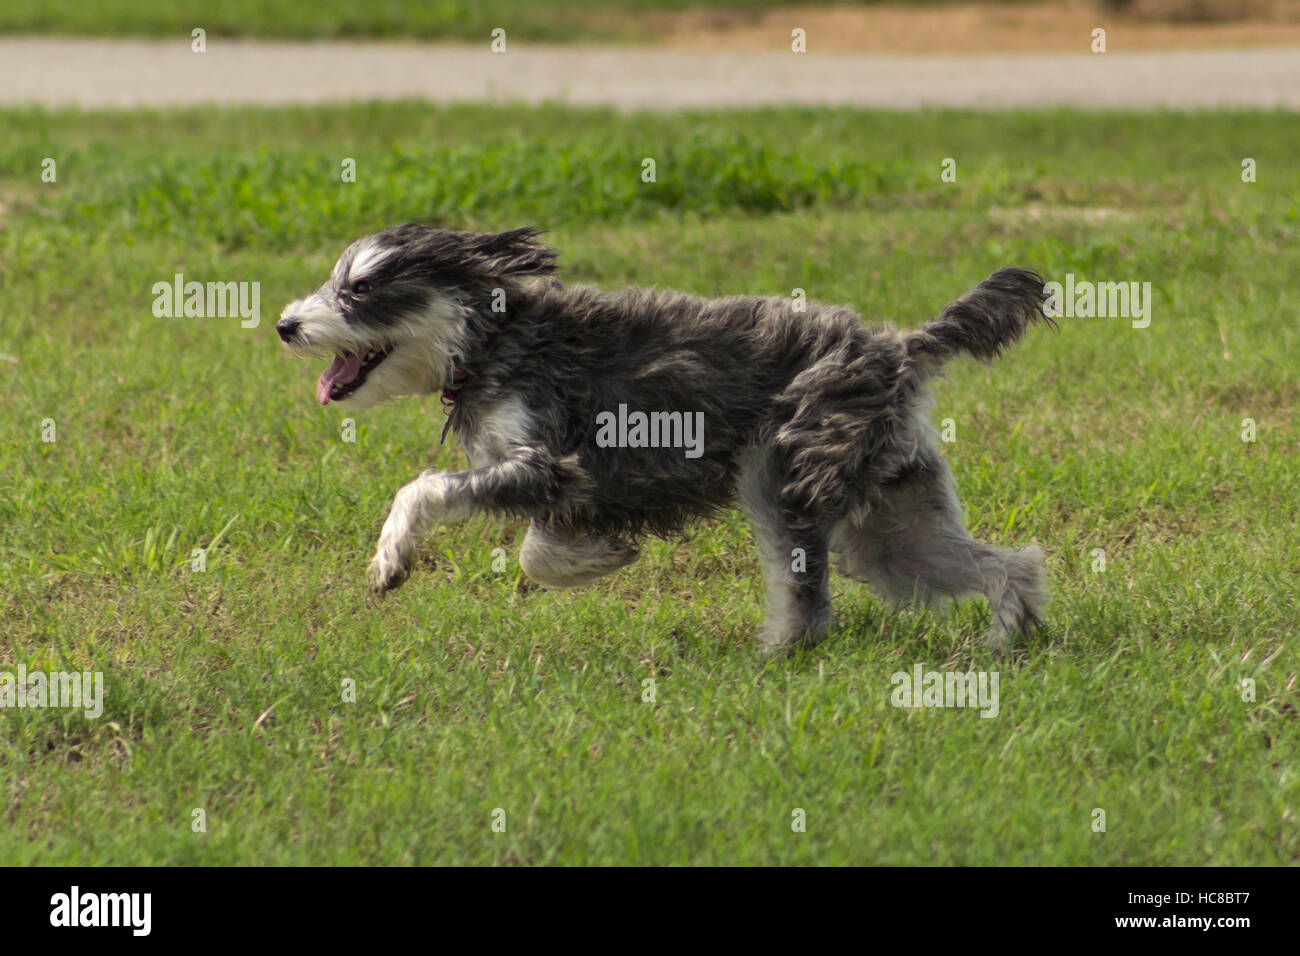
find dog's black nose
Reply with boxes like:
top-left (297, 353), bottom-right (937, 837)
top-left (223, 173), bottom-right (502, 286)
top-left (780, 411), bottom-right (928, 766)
top-left (276, 318), bottom-right (301, 343)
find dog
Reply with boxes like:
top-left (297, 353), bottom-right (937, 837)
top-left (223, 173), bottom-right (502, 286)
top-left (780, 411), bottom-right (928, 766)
top-left (277, 223), bottom-right (1053, 655)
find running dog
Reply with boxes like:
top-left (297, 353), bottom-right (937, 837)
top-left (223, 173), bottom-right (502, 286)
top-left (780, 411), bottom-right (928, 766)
top-left (277, 224), bottom-right (1053, 655)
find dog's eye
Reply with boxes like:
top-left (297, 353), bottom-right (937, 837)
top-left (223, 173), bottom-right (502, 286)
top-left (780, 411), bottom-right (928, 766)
top-left (353, 280), bottom-right (372, 295)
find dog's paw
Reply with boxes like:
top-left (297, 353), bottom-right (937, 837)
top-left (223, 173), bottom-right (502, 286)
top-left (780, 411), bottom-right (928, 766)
top-left (368, 546), bottom-right (411, 596)
top-left (757, 628), bottom-right (823, 659)
top-left (984, 627), bottom-right (1010, 659)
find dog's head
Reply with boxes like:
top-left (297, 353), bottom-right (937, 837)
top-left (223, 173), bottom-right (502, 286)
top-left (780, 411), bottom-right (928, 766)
top-left (277, 223), bottom-right (556, 408)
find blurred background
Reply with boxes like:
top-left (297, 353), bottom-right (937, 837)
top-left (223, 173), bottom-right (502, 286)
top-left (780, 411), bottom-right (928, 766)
top-left (2, 0), bottom-right (1299, 50)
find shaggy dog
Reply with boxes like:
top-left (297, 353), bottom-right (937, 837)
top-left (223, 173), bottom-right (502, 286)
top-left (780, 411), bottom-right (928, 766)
top-left (277, 224), bottom-right (1053, 655)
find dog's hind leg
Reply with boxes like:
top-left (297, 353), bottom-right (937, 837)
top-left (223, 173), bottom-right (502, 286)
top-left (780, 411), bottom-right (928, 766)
top-left (830, 446), bottom-right (1047, 655)
top-left (519, 520), bottom-right (639, 588)
top-left (737, 447), bottom-right (832, 655)
top-left (981, 541), bottom-right (1047, 655)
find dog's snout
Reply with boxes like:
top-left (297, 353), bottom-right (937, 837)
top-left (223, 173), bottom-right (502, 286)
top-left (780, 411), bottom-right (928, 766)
top-left (276, 317), bottom-right (301, 343)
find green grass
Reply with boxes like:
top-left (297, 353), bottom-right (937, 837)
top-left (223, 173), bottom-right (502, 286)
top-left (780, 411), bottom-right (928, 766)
top-left (0, 0), bottom-right (1037, 42)
top-left (1, 103), bottom-right (1297, 864)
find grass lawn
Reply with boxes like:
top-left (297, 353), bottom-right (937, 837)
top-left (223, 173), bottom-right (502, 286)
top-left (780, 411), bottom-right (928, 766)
top-left (0, 103), bottom-right (1296, 864)
top-left (0, 0), bottom-right (1024, 42)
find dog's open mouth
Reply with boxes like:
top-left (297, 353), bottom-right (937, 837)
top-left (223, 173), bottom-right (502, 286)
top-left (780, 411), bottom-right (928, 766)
top-left (316, 346), bottom-right (392, 405)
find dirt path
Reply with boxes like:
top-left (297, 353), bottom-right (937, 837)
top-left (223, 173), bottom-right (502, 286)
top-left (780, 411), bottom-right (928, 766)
top-left (654, 1), bottom-right (1300, 54)
top-left (1, 37), bottom-right (1297, 110)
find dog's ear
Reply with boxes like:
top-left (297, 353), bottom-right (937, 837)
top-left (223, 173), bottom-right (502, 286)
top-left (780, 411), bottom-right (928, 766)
top-left (379, 222), bottom-right (559, 284)
top-left (464, 227), bottom-right (557, 280)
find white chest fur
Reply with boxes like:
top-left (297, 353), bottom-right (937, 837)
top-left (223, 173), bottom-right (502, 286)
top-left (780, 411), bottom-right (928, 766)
top-left (460, 396), bottom-right (536, 468)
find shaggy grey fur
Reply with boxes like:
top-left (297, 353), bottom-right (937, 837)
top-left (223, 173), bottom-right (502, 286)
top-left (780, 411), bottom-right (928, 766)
top-left (278, 223), bottom-right (1055, 655)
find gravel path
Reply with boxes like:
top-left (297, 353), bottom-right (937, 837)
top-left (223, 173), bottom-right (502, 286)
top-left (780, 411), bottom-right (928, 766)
top-left (1, 38), bottom-right (1297, 110)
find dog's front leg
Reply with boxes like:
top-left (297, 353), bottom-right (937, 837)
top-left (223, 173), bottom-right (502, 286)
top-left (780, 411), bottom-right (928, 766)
top-left (368, 450), bottom-right (590, 595)
top-left (367, 469), bottom-right (455, 594)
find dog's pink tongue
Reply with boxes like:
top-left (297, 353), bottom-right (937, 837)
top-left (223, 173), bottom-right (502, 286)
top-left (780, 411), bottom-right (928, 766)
top-left (316, 352), bottom-right (364, 406)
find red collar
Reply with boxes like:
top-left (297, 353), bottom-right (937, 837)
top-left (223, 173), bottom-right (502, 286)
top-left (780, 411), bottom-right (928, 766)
top-left (440, 317), bottom-right (507, 407)
top-left (439, 317), bottom-right (507, 442)
top-left (440, 367), bottom-right (471, 407)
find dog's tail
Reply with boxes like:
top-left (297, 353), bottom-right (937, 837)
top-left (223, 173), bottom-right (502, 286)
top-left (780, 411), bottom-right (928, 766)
top-left (905, 267), bottom-right (1054, 371)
